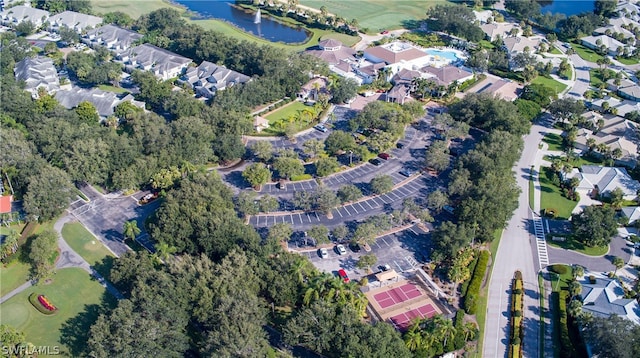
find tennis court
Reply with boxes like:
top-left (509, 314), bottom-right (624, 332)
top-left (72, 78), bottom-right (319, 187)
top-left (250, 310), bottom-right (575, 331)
top-left (373, 283), bottom-right (423, 309)
top-left (389, 304), bottom-right (437, 331)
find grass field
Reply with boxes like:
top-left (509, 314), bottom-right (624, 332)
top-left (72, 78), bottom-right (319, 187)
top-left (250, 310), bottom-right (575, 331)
top-left (97, 84), bottom-right (129, 94)
top-left (265, 101), bottom-right (309, 123)
top-left (539, 167), bottom-right (578, 220)
top-left (300, 0), bottom-right (444, 32)
top-left (617, 57), bottom-right (640, 65)
top-left (90, 0), bottom-right (185, 18)
top-left (548, 46), bottom-right (562, 55)
top-left (0, 260), bottom-right (31, 296)
top-left (547, 236), bottom-right (608, 256)
top-left (61, 222), bottom-right (114, 278)
top-left (542, 133), bottom-right (564, 152)
top-left (588, 68), bottom-right (616, 88)
top-left (571, 42), bottom-right (604, 63)
top-left (0, 268), bottom-right (116, 355)
top-left (531, 76), bottom-right (567, 95)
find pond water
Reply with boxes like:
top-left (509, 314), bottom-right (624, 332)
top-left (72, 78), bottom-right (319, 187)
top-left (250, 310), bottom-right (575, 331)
top-left (174, 0), bottom-right (310, 44)
top-left (539, 0), bottom-right (595, 17)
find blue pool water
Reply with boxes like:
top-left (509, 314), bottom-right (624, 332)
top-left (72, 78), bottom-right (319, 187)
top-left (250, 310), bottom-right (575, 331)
top-left (425, 49), bottom-right (460, 61)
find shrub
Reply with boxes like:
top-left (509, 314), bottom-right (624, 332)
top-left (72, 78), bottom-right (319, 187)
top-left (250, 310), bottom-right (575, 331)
top-left (549, 264), bottom-right (569, 275)
top-left (513, 288), bottom-right (522, 295)
top-left (513, 310), bottom-right (522, 317)
top-left (543, 208), bottom-right (558, 218)
top-left (461, 254), bottom-right (480, 296)
top-left (556, 291), bottom-right (573, 357)
top-left (464, 250), bottom-right (490, 314)
top-left (512, 336), bottom-right (520, 345)
top-left (589, 275), bottom-right (596, 284)
top-left (453, 310), bottom-right (467, 350)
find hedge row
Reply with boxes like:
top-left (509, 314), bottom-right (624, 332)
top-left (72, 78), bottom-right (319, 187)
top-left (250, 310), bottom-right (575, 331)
top-left (508, 271), bottom-right (524, 358)
top-left (549, 264), bottom-right (569, 275)
top-left (453, 310), bottom-right (467, 350)
top-left (461, 254), bottom-right (479, 297)
top-left (28, 293), bottom-right (57, 315)
top-left (464, 250), bottom-right (490, 314)
top-left (556, 291), bottom-right (573, 357)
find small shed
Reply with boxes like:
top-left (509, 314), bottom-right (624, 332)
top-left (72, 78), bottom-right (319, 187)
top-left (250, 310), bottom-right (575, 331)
top-left (375, 269), bottom-right (399, 282)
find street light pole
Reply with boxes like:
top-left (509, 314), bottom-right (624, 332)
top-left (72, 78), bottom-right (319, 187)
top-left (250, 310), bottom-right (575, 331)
top-left (349, 150), bottom-right (353, 165)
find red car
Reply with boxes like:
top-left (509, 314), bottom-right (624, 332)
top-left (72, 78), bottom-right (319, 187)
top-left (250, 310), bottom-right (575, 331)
top-left (380, 30), bottom-right (389, 35)
top-left (378, 153), bottom-right (390, 160)
top-left (337, 269), bottom-right (350, 283)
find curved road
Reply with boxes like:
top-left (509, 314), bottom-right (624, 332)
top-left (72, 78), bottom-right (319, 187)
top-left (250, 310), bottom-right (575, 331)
top-left (483, 123), bottom-right (545, 358)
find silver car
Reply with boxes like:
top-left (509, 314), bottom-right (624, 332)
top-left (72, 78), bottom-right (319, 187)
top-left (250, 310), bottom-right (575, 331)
top-left (335, 244), bottom-right (346, 255)
top-left (319, 248), bottom-right (329, 259)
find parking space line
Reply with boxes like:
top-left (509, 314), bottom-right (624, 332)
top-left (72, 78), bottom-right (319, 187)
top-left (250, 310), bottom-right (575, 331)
top-left (306, 213), bottom-right (312, 222)
top-left (314, 212), bottom-right (319, 221)
top-left (350, 204), bottom-right (360, 214)
top-left (372, 197), bottom-right (386, 205)
top-left (380, 194), bottom-right (393, 203)
top-left (394, 260), bottom-right (403, 272)
top-left (343, 205), bottom-right (352, 215)
top-left (387, 191), bottom-right (401, 200)
top-left (335, 209), bottom-right (343, 217)
top-left (364, 200), bottom-right (374, 209)
top-left (297, 213), bottom-right (303, 223)
top-left (288, 214), bottom-right (294, 224)
top-left (356, 202), bottom-right (366, 211)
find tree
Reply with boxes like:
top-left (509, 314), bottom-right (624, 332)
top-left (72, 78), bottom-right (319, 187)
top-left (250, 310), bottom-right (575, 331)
top-left (315, 157), bottom-right (339, 177)
top-left (332, 225), bottom-right (349, 241)
top-left (324, 130), bottom-right (356, 155)
top-left (272, 157), bottom-right (304, 180)
top-left (427, 190), bottom-right (449, 213)
top-left (242, 163), bottom-right (271, 190)
top-left (548, 98), bottom-right (585, 124)
top-left (15, 21), bottom-right (36, 35)
top-left (122, 220), bottom-right (140, 242)
top-left (235, 190), bottom-right (258, 216)
top-left (29, 230), bottom-right (58, 280)
top-left (23, 166), bottom-right (75, 221)
top-left (0, 325), bottom-right (27, 356)
top-left (571, 205), bottom-right (618, 247)
top-left (610, 187), bottom-right (625, 209)
top-left (149, 166), bottom-right (181, 190)
top-left (425, 141), bottom-right (450, 172)
top-left (594, 0), bottom-right (618, 16)
top-left (302, 139), bottom-right (325, 159)
top-left (583, 314), bottom-right (640, 358)
top-left (313, 186), bottom-right (340, 214)
top-left (337, 184), bottom-right (362, 203)
top-left (426, 4), bottom-right (485, 41)
top-left (353, 222), bottom-right (378, 245)
top-left (308, 225), bottom-right (329, 245)
top-left (370, 175), bottom-right (394, 195)
top-left (249, 141), bottom-right (273, 162)
top-left (612, 256), bottom-right (625, 276)
top-left (267, 223), bottom-right (293, 244)
top-left (258, 195), bottom-right (278, 213)
top-left (356, 254), bottom-right (377, 271)
top-left (330, 78), bottom-right (358, 104)
top-left (568, 279), bottom-right (583, 300)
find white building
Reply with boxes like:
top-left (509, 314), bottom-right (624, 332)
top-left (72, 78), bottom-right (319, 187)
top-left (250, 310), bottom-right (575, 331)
top-left (179, 61), bottom-right (251, 99)
top-left (55, 86), bottom-right (145, 118)
top-left (565, 165), bottom-right (640, 200)
top-left (0, 5), bottom-right (48, 26)
top-left (581, 275), bottom-right (640, 325)
top-left (14, 56), bottom-right (59, 98)
top-left (119, 44), bottom-right (192, 81)
top-left (49, 11), bottom-right (102, 33)
top-left (84, 24), bottom-right (143, 54)
top-left (581, 35), bottom-right (629, 56)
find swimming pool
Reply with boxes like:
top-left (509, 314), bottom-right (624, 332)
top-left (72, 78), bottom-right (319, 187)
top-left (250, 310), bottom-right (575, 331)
top-left (425, 48), bottom-right (462, 62)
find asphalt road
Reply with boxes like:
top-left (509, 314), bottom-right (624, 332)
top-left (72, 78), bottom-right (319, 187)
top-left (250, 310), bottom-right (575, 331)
top-left (566, 53), bottom-right (593, 100)
top-left (70, 184), bottom-right (161, 256)
top-left (484, 123), bottom-right (546, 358)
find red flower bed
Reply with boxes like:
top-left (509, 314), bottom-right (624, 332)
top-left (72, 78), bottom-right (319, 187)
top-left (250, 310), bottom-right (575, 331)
top-left (37, 295), bottom-right (56, 311)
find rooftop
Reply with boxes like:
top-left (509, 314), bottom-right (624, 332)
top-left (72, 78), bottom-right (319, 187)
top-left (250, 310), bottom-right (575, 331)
top-left (581, 276), bottom-right (640, 324)
top-left (55, 86), bottom-right (144, 118)
top-left (14, 56), bottom-right (59, 98)
top-left (364, 41), bottom-right (428, 65)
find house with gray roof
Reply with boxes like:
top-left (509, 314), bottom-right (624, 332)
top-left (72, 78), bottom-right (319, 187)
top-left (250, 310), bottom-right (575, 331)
top-left (179, 61), bottom-right (250, 99)
top-left (573, 115), bottom-right (639, 168)
top-left (49, 11), bottom-right (102, 33)
top-left (84, 24), bottom-right (143, 54)
top-left (480, 22), bottom-right (519, 41)
top-left (581, 35), bottom-right (630, 56)
top-left (621, 206), bottom-right (640, 225)
top-left (305, 39), bottom-right (356, 66)
top-left (14, 56), bottom-right (59, 98)
top-left (608, 78), bottom-right (640, 101)
top-left (565, 165), bottom-right (640, 200)
top-left (54, 86), bottom-right (145, 119)
top-left (119, 44), bottom-right (192, 81)
top-left (0, 5), bottom-right (48, 26)
top-left (580, 276), bottom-right (640, 324)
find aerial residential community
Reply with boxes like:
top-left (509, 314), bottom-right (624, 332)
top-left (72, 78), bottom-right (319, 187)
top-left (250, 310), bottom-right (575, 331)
top-left (2, 0), bottom-right (640, 357)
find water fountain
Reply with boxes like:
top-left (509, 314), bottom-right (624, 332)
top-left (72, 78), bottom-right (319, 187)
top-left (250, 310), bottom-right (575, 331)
top-left (254, 8), bottom-right (261, 24)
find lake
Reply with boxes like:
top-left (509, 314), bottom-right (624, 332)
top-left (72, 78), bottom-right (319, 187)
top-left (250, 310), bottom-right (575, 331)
top-left (539, 0), bottom-right (595, 17)
top-left (174, 0), bottom-right (310, 43)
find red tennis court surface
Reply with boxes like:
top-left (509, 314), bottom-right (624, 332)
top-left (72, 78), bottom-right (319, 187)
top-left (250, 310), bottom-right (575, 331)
top-left (389, 304), bottom-right (437, 331)
top-left (373, 283), bottom-right (423, 309)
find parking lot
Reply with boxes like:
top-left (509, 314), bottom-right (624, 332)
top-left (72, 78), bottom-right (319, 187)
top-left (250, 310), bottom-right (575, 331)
top-left (297, 227), bottom-right (430, 281)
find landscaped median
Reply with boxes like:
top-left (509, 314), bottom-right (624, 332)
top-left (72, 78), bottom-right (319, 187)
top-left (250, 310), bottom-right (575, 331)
top-left (509, 271), bottom-right (524, 358)
top-left (29, 293), bottom-right (57, 315)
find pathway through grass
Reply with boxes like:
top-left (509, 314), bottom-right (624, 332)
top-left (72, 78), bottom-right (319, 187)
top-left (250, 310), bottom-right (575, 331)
top-left (61, 222), bottom-right (115, 278)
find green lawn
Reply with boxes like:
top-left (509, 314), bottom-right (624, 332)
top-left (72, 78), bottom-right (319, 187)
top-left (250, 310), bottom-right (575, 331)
top-left (0, 260), bottom-right (31, 296)
top-left (588, 68), bottom-right (616, 88)
top-left (97, 84), bottom-right (129, 94)
top-left (529, 171), bottom-right (535, 211)
top-left (531, 76), bottom-right (567, 95)
top-left (0, 268), bottom-right (116, 356)
top-left (548, 46), bottom-right (562, 55)
top-left (265, 101), bottom-right (308, 122)
top-left (547, 236), bottom-right (608, 256)
top-left (61, 222), bottom-right (114, 279)
top-left (571, 42), bottom-right (604, 63)
top-left (539, 167), bottom-right (578, 220)
top-left (300, 0), bottom-right (446, 32)
top-left (542, 133), bottom-right (564, 152)
top-left (617, 57), bottom-right (640, 65)
top-left (90, 0), bottom-right (185, 18)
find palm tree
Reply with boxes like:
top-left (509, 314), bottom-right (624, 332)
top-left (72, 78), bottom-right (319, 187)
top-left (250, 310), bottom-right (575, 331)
top-left (122, 220), bottom-right (140, 242)
top-left (573, 265), bottom-right (585, 278)
top-left (153, 242), bottom-right (177, 263)
top-left (432, 314), bottom-right (456, 349)
top-left (568, 279), bottom-right (582, 300)
top-left (612, 256), bottom-right (625, 276)
top-left (404, 322), bottom-right (423, 352)
top-left (567, 299), bottom-right (583, 318)
top-left (289, 255), bottom-right (315, 284)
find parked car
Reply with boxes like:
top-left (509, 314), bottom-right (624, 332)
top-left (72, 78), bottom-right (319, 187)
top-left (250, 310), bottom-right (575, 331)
top-left (318, 248), bottom-right (328, 259)
top-left (369, 158), bottom-right (382, 166)
top-left (396, 142), bottom-right (405, 149)
top-left (380, 30), bottom-right (389, 34)
top-left (349, 242), bottom-right (361, 253)
top-left (378, 153), bottom-right (390, 160)
top-left (399, 169), bottom-right (413, 177)
top-left (335, 244), bottom-right (347, 255)
top-left (337, 269), bottom-right (350, 283)
top-left (379, 264), bottom-right (391, 272)
top-left (314, 124), bottom-right (328, 133)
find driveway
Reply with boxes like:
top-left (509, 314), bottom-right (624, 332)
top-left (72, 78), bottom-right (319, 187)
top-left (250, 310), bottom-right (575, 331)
top-left (547, 234), bottom-right (634, 272)
top-left (565, 53), bottom-right (593, 99)
top-left (70, 184), bottom-right (161, 256)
